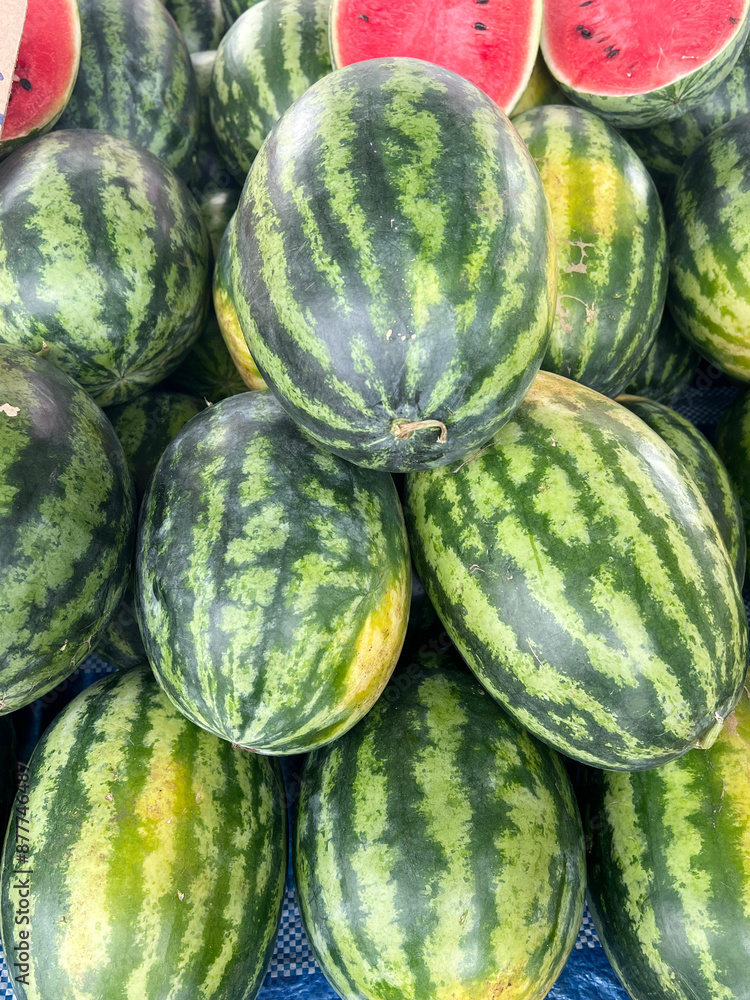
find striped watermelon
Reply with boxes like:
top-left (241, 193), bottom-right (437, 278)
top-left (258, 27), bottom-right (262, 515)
top-left (135, 390), bottom-right (411, 754)
top-left (190, 49), bottom-right (245, 202)
top-left (0, 0), bottom-right (81, 161)
top-left (96, 391), bottom-right (206, 669)
top-left (405, 370), bottom-right (748, 770)
top-left (221, 0), bottom-right (261, 24)
top-left (542, 0), bottom-right (750, 128)
top-left (618, 395), bottom-right (746, 582)
top-left (199, 187), bottom-right (239, 254)
top-left (164, 0), bottom-right (226, 53)
top-left (295, 648), bottom-right (586, 1000)
top-left (214, 214), bottom-right (267, 391)
top-left (624, 309), bottom-right (700, 404)
top-left (624, 36), bottom-right (750, 196)
top-left (716, 388), bottom-right (750, 572)
top-left (0, 130), bottom-right (211, 407)
top-left (0, 664), bottom-right (287, 1000)
top-left (232, 57), bottom-right (556, 471)
top-left (513, 104), bottom-right (667, 397)
top-left (667, 114), bottom-right (750, 380)
top-left (210, 0), bottom-right (333, 182)
top-left (509, 52), bottom-right (568, 117)
top-left (0, 344), bottom-right (135, 715)
top-left (106, 390), bottom-right (205, 502)
top-left (583, 684), bottom-right (750, 1000)
top-left (167, 311), bottom-right (249, 401)
top-left (57, 0), bottom-right (200, 179)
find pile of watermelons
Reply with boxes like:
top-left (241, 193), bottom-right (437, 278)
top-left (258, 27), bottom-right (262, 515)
top-left (2, 0), bottom-right (750, 997)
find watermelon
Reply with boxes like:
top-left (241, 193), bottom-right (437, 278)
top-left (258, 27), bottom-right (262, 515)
top-left (405, 370), bottom-right (748, 771)
top-left (135, 390), bottom-right (411, 754)
top-left (667, 114), bottom-right (750, 380)
top-left (167, 310), bottom-right (249, 400)
top-left (295, 647), bottom-right (586, 1000)
top-left (199, 186), bottom-right (240, 253)
top-left (0, 0), bottom-right (81, 161)
top-left (189, 49), bottom-right (241, 199)
top-left (0, 344), bottom-right (135, 715)
top-left (510, 51), bottom-right (568, 117)
top-left (624, 36), bottom-right (750, 196)
top-left (542, 0), bottom-right (750, 128)
top-left (57, 0), bottom-right (200, 180)
top-left (94, 584), bottom-right (145, 670)
top-left (106, 390), bottom-right (205, 502)
top-left (210, 0), bottom-right (333, 182)
top-left (214, 214), bottom-right (267, 391)
top-left (221, 0), bottom-right (261, 24)
top-left (164, 0), bottom-right (226, 53)
top-left (583, 683), bottom-right (750, 1000)
top-left (96, 391), bottom-right (205, 669)
top-left (232, 57), bottom-right (556, 471)
top-left (716, 387), bottom-right (750, 572)
top-left (624, 308), bottom-right (700, 403)
top-left (0, 129), bottom-right (211, 407)
top-left (329, 0), bottom-right (542, 114)
top-left (0, 664), bottom-right (287, 1000)
top-left (618, 394), bottom-right (746, 582)
top-left (514, 104), bottom-right (667, 397)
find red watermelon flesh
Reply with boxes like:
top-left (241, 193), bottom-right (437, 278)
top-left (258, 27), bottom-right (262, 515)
top-left (329, 0), bottom-right (543, 113)
top-left (1, 0), bottom-right (81, 151)
top-left (543, 0), bottom-right (749, 95)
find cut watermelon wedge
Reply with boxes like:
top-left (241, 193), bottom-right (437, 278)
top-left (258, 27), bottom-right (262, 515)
top-left (0, 0), bottom-right (81, 159)
top-left (329, 0), bottom-right (542, 114)
top-left (542, 0), bottom-right (750, 128)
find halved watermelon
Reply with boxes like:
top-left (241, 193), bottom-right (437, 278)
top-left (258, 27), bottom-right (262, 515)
top-left (0, 0), bottom-right (81, 160)
top-left (329, 0), bottom-right (542, 113)
top-left (542, 0), bottom-right (750, 128)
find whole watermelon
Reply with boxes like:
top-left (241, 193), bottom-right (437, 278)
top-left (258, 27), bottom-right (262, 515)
top-left (624, 309), bottom-right (700, 404)
top-left (668, 114), bottom-right (750, 380)
top-left (295, 647), bottom-right (585, 1000)
top-left (210, 0), bottom-right (333, 182)
top-left (0, 344), bottom-right (135, 715)
top-left (136, 390), bottom-right (411, 753)
top-left (57, 0), bottom-right (200, 179)
top-left (0, 130), bottom-right (211, 407)
top-left (96, 390), bottom-right (206, 669)
top-left (514, 104), bottom-right (667, 397)
top-left (583, 684), bottom-right (750, 999)
top-left (232, 57), bottom-right (556, 471)
top-left (405, 370), bottom-right (748, 770)
top-left (0, 664), bottom-right (287, 1000)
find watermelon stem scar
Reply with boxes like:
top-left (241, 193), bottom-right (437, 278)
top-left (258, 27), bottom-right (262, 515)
top-left (391, 419), bottom-right (448, 443)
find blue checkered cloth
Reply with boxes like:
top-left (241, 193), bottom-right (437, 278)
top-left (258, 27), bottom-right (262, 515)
top-left (0, 371), bottom-right (744, 1000)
